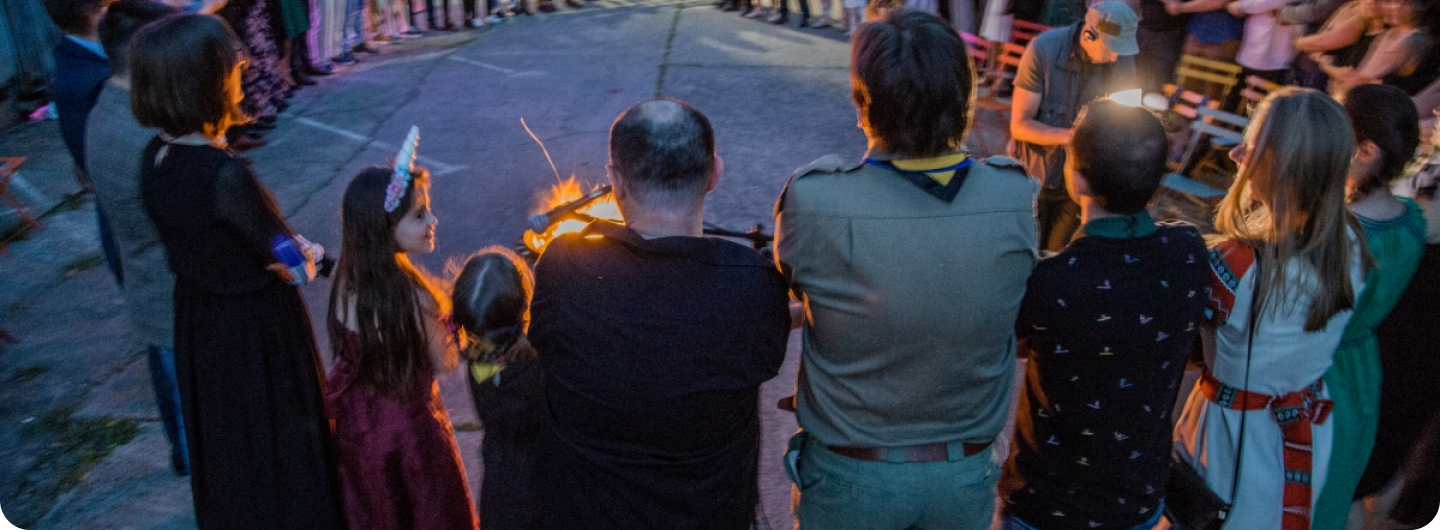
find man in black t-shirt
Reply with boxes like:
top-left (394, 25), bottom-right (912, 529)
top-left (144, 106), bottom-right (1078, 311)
top-left (999, 100), bottom-right (1210, 530)
top-left (529, 98), bottom-right (791, 530)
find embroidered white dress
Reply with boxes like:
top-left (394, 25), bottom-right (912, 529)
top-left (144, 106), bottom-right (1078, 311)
top-left (1173, 238), bottom-right (1364, 528)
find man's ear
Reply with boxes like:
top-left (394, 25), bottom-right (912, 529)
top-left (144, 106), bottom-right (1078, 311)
top-left (1355, 140), bottom-right (1380, 166)
top-left (707, 155), bottom-right (724, 194)
top-left (606, 163), bottom-right (627, 201)
top-left (1068, 166), bottom-right (1092, 202)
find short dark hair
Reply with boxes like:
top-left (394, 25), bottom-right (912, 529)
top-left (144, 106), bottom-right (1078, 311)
top-left (608, 98), bottom-right (716, 207)
top-left (850, 9), bottom-right (974, 157)
top-left (1067, 99), bottom-right (1167, 214)
top-left (129, 14), bottom-right (247, 138)
top-left (98, 0), bottom-right (177, 76)
top-left (1343, 83), bottom-right (1420, 198)
top-left (43, 0), bottom-right (108, 36)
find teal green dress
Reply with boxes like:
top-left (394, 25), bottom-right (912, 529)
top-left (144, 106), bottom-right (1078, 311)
top-left (1313, 198), bottom-right (1427, 530)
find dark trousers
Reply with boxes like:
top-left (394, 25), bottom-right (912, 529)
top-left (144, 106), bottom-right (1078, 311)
top-left (1037, 186), bottom-right (1081, 252)
top-left (777, 0), bottom-right (810, 19)
top-left (148, 345), bottom-right (189, 473)
top-left (468, 356), bottom-right (546, 530)
top-left (412, 0), bottom-right (452, 28)
top-left (1135, 24), bottom-right (1187, 93)
top-left (97, 205), bottom-right (123, 286)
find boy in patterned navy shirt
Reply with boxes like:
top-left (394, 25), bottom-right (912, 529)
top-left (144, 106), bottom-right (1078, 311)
top-left (998, 100), bottom-right (1211, 530)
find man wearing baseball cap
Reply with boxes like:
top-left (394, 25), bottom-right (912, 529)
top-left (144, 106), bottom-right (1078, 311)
top-left (1009, 0), bottom-right (1139, 252)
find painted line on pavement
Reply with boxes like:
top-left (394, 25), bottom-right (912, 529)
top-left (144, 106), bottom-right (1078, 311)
top-left (447, 56), bottom-right (519, 75)
top-left (294, 117), bottom-right (370, 142)
top-left (293, 118), bottom-right (470, 177)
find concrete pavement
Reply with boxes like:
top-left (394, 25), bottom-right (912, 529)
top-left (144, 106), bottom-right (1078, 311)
top-left (0, 1), bottom-right (929, 527)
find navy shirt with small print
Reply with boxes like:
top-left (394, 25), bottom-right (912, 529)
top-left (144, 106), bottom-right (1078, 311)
top-left (999, 212), bottom-right (1210, 530)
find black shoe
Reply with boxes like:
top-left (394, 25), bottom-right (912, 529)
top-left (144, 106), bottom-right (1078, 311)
top-left (296, 74), bottom-right (317, 86)
top-left (307, 63), bottom-right (336, 76)
top-left (257, 114), bottom-right (277, 125)
top-left (565, 0), bottom-right (582, 7)
top-left (353, 43), bottom-right (379, 54)
top-left (330, 52), bottom-right (357, 65)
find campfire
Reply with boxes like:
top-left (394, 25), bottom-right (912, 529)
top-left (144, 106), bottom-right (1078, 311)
top-left (522, 177), bottom-right (622, 255)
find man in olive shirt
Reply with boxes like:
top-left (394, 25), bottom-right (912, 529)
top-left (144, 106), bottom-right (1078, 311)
top-left (775, 10), bottom-right (1039, 530)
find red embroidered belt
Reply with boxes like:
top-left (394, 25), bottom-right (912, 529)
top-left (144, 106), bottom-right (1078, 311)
top-left (1198, 369), bottom-right (1333, 530)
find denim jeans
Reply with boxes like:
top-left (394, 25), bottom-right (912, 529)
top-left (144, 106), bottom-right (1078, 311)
top-left (148, 345), bottom-right (188, 474)
top-left (342, 0), bottom-right (366, 47)
top-left (793, 434), bottom-right (1000, 530)
top-left (97, 205), bottom-right (123, 286)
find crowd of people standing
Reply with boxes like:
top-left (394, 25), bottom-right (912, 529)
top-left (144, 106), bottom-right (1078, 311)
top-left (33, 0), bottom-right (1440, 527)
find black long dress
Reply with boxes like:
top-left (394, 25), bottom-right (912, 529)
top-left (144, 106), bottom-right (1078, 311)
top-left (140, 138), bottom-right (346, 530)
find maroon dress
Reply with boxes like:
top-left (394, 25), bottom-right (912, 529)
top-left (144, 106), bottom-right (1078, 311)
top-left (326, 329), bottom-right (479, 530)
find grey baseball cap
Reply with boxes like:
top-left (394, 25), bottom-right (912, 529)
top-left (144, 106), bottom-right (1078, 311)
top-left (1086, 1), bottom-right (1140, 56)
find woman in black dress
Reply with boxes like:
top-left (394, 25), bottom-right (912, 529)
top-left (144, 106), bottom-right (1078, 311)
top-left (130, 14), bottom-right (345, 530)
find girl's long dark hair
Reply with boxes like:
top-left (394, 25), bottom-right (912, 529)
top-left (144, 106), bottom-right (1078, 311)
top-left (328, 166), bottom-right (441, 401)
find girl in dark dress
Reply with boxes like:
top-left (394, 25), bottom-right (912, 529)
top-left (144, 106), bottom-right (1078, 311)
top-left (451, 247), bottom-right (546, 530)
top-left (325, 157), bottom-right (478, 530)
top-left (130, 14), bottom-right (344, 530)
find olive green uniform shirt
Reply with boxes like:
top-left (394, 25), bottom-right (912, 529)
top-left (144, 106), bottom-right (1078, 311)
top-left (775, 152), bottom-right (1040, 447)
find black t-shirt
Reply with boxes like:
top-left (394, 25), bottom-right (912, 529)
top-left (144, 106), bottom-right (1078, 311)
top-left (530, 221), bottom-right (791, 530)
top-left (1001, 221), bottom-right (1209, 530)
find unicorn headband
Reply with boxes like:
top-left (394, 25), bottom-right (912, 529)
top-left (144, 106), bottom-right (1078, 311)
top-left (383, 126), bottom-right (421, 212)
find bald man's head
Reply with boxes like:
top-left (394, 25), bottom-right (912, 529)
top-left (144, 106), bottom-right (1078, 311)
top-left (608, 98), bottom-right (716, 209)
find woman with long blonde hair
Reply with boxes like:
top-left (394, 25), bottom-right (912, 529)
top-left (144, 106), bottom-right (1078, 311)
top-left (1173, 87), bottom-right (1368, 530)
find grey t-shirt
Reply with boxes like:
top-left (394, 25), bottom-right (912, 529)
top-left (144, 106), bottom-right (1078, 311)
top-left (86, 83), bottom-right (174, 348)
top-left (1009, 24), bottom-right (1136, 189)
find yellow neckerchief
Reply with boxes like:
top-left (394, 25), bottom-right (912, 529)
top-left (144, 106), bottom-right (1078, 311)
top-left (890, 152), bottom-right (971, 186)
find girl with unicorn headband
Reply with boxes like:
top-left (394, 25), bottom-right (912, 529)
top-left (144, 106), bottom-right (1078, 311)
top-left (325, 127), bottom-right (480, 530)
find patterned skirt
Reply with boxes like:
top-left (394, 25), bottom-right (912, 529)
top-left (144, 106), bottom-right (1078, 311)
top-left (240, 0), bottom-right (289, 118)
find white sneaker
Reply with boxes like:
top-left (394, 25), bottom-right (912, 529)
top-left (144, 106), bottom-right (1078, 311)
top-left (809, 17), bottom-right (830, 28)
top-left (743, 6), bottom-right (766, 17)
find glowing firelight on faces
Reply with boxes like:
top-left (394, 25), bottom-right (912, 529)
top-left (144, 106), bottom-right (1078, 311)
top-left (523, 176), bottom-right (622, 254)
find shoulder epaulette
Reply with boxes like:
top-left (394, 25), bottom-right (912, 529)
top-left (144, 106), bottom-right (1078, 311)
top-left (776, 155), bottom-right (862, 215)
top-left (980, 155), bottom-right (1027, 173)
top-left (790, 154), bottom-right (862, 180)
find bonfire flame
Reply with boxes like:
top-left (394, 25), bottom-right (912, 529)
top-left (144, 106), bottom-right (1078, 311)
top-left (523, 176), bottom-right (622, 254)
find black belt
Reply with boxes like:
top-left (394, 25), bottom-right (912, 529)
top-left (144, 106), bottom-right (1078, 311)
top-left (827, 440), bottom-right (993, 463)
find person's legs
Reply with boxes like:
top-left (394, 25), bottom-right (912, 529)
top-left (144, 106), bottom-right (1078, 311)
top-left (1136, 24), bottom-right (1187, 92)
top-left (342, 0), bottom-right (365, 48)
top-left (148, 345), bottom-right (189, 475)
top-left (96, 205), bottom-right (123, 286)
top-left (1036, 187), bottom-right (1080, 252)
